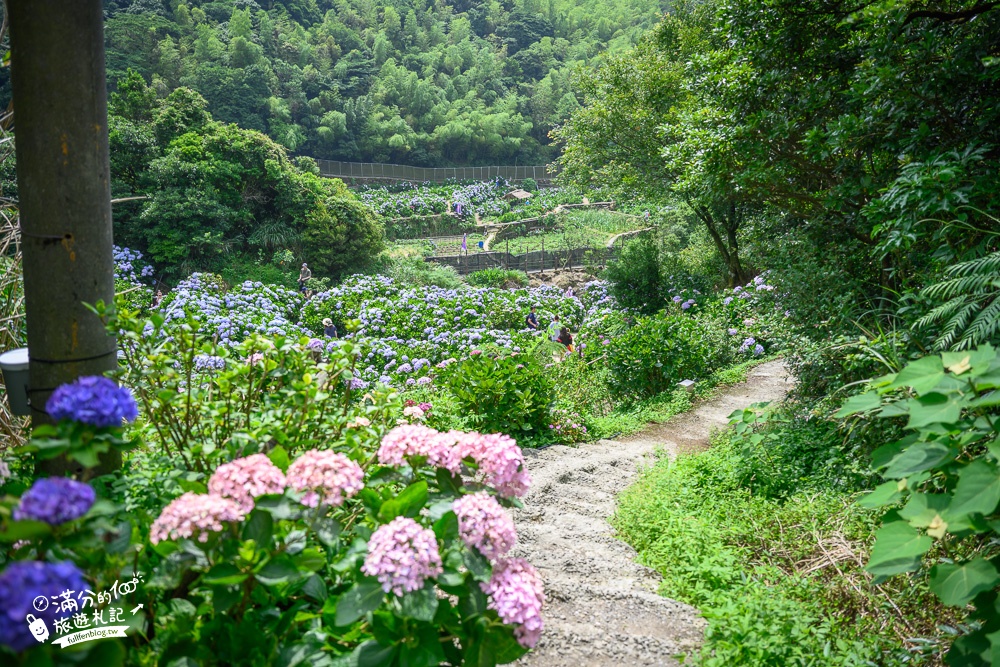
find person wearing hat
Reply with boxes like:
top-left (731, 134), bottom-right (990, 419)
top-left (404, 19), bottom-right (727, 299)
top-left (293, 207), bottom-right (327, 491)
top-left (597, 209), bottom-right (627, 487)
top-left (298, 263), bottom-right (312, 293)
top-left (323, 318), bottom-right (337, 338)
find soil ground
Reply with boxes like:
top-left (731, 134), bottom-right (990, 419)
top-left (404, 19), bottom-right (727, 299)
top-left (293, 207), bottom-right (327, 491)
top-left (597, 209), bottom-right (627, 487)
top-left (513, 360), bottom-right (792, 666)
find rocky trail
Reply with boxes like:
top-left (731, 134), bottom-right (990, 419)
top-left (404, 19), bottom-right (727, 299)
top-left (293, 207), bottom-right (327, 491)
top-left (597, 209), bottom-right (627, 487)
top-left (512, 360), bottom-right (792, 666)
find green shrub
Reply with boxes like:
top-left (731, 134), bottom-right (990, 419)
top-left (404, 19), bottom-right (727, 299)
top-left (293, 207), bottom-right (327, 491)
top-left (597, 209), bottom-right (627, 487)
top-left (439, 348), bottom-right (555, 443)
top-left (605, 312), bottom-right (725, 399)
top-left (603, 235), bottom-right (662, 314)
top-left (466, 268), bottom-right (529, 289)
top-left (521, 178), bottom-right (538, 192)
top-left (387, 254), bottom-right (463, 289)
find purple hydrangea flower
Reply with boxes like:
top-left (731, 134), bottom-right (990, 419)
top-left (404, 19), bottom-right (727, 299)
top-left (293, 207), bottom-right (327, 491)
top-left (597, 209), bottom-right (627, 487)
top-left (754, 344), bottom-right (765, 356)
top-left (14, 477), bottom-right (95, 525)
top-left (46, 376), bottom-right (138, 427)
top-left (0, 561), bottom-right (88, 651)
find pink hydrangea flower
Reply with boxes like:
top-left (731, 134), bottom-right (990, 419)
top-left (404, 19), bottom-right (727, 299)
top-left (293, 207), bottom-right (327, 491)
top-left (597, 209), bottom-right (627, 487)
top-left (456, 432), bottom-right (532, 498)
top-left (150, 493), bottom-right (246, 544)
top-left (378, 424), bottom-right (460, 473)
top-left (482, 557), bottom-right (545, 648)
top-left (453, 492), bottom-right (517, 560)
top-left (208, 454), bottom-right (286, 513)
top-left (347, 416), bottom-right (371, 429)
top-left (286, 450), bottom-right (364, 508)
top-left (361, 517), bottom-right (443, 595)
top-left (402, 405), bottom-right (426, 420)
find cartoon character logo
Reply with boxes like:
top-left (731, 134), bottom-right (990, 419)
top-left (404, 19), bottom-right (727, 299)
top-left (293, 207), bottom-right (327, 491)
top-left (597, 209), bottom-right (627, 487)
top-left (26, 614), bottom-right (49, 643)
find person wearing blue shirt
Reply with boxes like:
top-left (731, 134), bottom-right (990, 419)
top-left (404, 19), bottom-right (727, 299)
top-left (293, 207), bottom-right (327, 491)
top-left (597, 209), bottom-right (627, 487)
top-left (525, 306), bottom-right (539, 330)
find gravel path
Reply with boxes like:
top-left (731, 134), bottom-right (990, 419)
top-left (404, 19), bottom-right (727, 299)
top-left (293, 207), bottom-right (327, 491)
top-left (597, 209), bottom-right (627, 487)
top-left (513, 360), bottom-right (792, 667)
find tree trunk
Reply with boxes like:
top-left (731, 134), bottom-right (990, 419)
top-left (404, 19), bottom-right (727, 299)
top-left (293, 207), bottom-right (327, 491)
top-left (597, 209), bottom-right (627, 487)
top-left (9, 0), bottom-right (119, 474)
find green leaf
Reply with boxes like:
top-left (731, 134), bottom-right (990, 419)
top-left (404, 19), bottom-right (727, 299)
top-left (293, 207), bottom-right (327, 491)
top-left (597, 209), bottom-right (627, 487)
top-left (242, 510), bottom-right (273, 546)
top-left (890, 356), bottom-right (945, 394)
top-left (378, 480), bottom-right (429, 522)
top-left (433, 511), bottom-right (459, 543)
top-left (354, 640), bottom-right (398, 667)
top-left (399, 627), bottom-right (447, 667)
top-left (268, 445), bottom-right (290, 472)
top-left (884, 441), bottom-right (953, 478)
top-left (906, 392), bottom-right (965, 429)
top-left (929, 558), bottom-right (1000, 606)
top-left (835, 391), bottom-right (882, 417)
top-left (255, 555), bottom-right (301, 587)
top-left (949, 461), bottom-right (1000, 519)
top-left (202, 563), bottom-right (248, 586)
top-left (334, 580), bottom-right (384, 626)
top-left (399, 585), bottom-right (439, 622)
top-left (867, 521), bottom-right (933, 578)
top-left (0, 519), bottom-right (52, 543)
top-left (857, 481), bottom-right (904, 509)
top-left (898, 492), bottom-right (950, 528)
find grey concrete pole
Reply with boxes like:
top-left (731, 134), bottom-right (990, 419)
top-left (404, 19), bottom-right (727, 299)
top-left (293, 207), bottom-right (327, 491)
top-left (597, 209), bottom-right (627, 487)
top-left (8, 0), bottom-right (118, 462)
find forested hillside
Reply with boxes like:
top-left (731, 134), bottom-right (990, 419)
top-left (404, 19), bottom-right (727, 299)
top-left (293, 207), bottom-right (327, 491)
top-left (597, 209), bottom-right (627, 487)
top-left (4, 0), bottom-right (665, 166)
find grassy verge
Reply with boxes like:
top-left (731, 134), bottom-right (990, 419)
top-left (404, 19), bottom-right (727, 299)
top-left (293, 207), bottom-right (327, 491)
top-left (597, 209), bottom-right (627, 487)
top-left (585, 356), bottom-right (774, 440)
top-left (612, 423), bottom-right (956, 666)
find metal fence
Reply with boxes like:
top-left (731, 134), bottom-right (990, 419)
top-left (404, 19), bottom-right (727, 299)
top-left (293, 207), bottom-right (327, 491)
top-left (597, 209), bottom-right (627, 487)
top-left (315, 160), bottom-right (557, 183)
top-left (426, 246), bottom-right (617, 275)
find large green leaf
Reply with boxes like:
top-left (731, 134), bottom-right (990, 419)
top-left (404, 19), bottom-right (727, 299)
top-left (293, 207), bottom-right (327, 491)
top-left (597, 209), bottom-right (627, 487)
top-left (378, 480), bottom-right (429, 522)
top-left (334, 580), bottom-right (384, 626)
top-left (255, 555), bottom-right (301, 587)
top-left (906, 392), bottom-right (966, 429)
top-left (929, 558), bottom-right (1000, 606)
top-left (867, 521), bottom-right (933, 578)
top-left (949, 461), bottom-right (1000, 519)
top-left (884, 441), bottom-right (953, 478)
top-left (835, 391), bottom-right (882, 417)
top-left (889, 356), bottom-right (946, 394)
top-left (202, 563), bottom-right (248, 586)
top-left (400, 585), bottom-right (439, 622)
top-left (858, 481), bottom-right (904, 509)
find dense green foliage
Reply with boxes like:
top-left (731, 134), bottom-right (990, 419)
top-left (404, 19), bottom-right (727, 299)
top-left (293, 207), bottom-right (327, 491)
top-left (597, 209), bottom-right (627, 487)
top-left (439, 347), bottom-right (554, 441)
top-left (104, 73), bottom-right (387, 280)
top-left (4, 0), bottom-right (667, 167)
top-left (614, 426), bottom-right (951, 667)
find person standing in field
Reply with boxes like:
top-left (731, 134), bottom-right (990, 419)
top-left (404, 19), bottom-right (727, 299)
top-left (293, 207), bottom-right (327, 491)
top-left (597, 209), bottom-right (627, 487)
top-left (526, 305), bottom-right (539, 330)
top-left (298, 263), bottom-right (312, 293)
top-left (548, 314), bottom-right (562, 341)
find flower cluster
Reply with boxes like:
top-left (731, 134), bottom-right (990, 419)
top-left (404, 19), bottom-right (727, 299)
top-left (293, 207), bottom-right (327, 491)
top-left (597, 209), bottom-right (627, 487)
top-left (14, 477), bottom-right (95, 525)
top-left (46, 376), bottom-right (138, 427)
top-left (453, 492), bottom-right (517, 560)
top-left (361, 516), bottom-right (444, 595)
top-left (286, 450), bottom-right (364, 508)
top-left (113, 245), bottom-right (154, 284)
top-left (0, 561), bottom-right (88, 651)
top-left (150, 493), bottom-right (246, 544)
top-left (208, 454), bottom-right (286, 513)
top-left (377, 426), bottom-right (532, 497)
top-left (457, 432), bottom-right (531, 499)
top-left (482, 558), bottom-right (545, 648)
top-left (378, 424), bottom-right (459, 472)
top-left (159, 273), bottom-right (308, 346)
top-left (194, 354), bottom-right (226, 371)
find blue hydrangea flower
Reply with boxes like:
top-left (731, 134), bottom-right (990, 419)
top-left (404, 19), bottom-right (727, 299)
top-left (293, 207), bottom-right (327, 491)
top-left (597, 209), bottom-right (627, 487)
top-left (46, 376), bottom-right (138, 427)
top-left (14, 478), bottom-right (95, 525)
top-left (0, 561), bottom-right (88, 651)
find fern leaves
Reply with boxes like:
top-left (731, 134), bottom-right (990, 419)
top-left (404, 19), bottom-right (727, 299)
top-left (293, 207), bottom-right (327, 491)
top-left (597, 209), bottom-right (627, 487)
top-left (918, 251), bottom-right (1000, 350)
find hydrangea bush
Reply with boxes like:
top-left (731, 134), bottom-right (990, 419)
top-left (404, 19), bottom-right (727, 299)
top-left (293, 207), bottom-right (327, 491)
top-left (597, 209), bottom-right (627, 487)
top-left (1, 341), bottom-right (545, 666)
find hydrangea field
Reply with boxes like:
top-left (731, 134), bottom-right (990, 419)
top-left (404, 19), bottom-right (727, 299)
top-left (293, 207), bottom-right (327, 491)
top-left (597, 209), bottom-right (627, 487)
top-left (0, 242), bottom-right (790, 665)
top-left (358, 180), bottom-right (583, 223)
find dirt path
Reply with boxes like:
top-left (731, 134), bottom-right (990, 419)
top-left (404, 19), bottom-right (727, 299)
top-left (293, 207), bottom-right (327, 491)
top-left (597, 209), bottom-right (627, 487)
top-left (512, 360), bottom-right (792, 667)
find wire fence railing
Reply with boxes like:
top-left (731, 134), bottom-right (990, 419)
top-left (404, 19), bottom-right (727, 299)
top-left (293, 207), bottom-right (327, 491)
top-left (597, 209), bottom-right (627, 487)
top-left (315, 160), bottom-right (558, 183)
